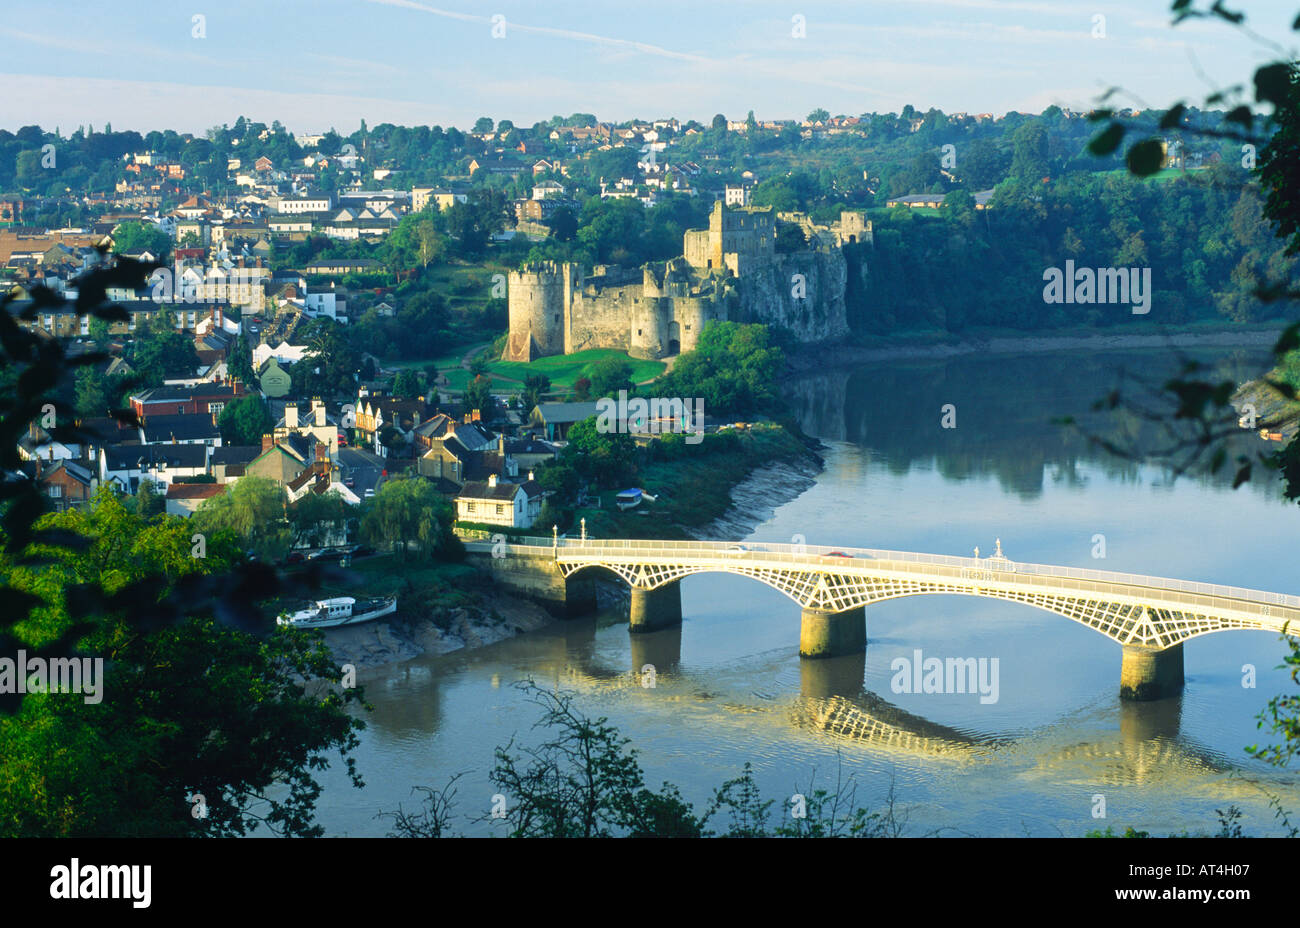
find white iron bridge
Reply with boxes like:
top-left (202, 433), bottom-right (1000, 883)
top-left (474, 534), bottom-right (1300, 651)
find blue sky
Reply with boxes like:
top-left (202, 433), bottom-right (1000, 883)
top-left (1, 0), bottom-right (1296, 135)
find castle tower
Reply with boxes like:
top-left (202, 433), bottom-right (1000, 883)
top-left (504, 262), bottom-right (577, 362)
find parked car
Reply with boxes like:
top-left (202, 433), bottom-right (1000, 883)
top-left (283, 550), bottom-right (306, 565)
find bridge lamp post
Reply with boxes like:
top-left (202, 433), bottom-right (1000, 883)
top-left (552, 524), bottom-right (557, 549)
top-left (580, 517), bottom-right (586, 543)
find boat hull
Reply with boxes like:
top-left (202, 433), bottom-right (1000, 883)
top-left (277, 597), bottom-right (397, 629)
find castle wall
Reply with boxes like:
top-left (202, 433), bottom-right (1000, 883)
top-left (684, 230), bottom-right (711, 269)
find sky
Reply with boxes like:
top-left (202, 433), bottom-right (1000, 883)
top-left (0, 0), bottom-right (1296, 135)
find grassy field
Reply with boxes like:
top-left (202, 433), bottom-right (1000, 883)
top-left (488, 349), bottom-right (666, 388)
top-left (399, 346), bottom-right (668, 395)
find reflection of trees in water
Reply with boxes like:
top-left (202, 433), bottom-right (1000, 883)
top-left (790, 348), bottom-right (1276, 500)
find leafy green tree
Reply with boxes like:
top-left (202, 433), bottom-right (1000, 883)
top-left (132, 309), bottom-right (200, 382)
top-left (192, 476), bottom-right (291, 563)
top-left (392, 369), bottom-right (422, 399)
top-left (227, 333), bottom-right (255, 386)
top-left (463, 374), bottom-right (493, 417)
top-left (110, 220), bottom-right (171, 258)
top-left (0, 489), bottom-right (363, 836)
top-left (289, 491), bottom-right (353, 550)
top-left (654, 321), bottom-right (783, 417)
top-left (359, 477), bottom-right (461, 560)
top-left (217, 395), bottom-right (273, 446)
top-left (137, 477), bottom-right (165, 518)
top-left (775, 220), bottom-right (807, 254)
top-left (585, 356), bottom-right (633, 399)
top-left (521, 373), bottom-right (550, 411)
top-left (74, 367), bottom-right (109, 418)
top-left (564, 418), bottom-right (636, 488)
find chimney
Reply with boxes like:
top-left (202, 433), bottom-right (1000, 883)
top-left (488, 474), bottom-right (498, 488)
top-left (498, 434), bottom-right (505, 453)
top-left (285, 405), bottom-right (299, 429)
top-left (313, 398), bottom-right (325, 427)
top-left (262, 433), bottom-right (274, 453)
top-left (527, 470), bottom-right (534, 482)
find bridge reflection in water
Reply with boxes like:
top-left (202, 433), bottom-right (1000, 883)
top-left (356, 609), bottom-right (1233, 787)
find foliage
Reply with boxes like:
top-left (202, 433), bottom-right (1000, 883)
top-left (654, 321), bottom-right (784, 417)
top-left (217, 394), bottom-right (273, 446)
top-left (191, 476), bottom-right (291, 563)
top-left (0, 488), bottom-right (363, 836)
top-left (359, 477), bottom-right (462, 561)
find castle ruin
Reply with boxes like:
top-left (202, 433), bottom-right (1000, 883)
top-left (504, 201), bottom-right (871, 362)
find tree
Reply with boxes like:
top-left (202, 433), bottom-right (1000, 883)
top-left (775, 220), bottom-right (807, 254)
top-left (464, 374), bottom-right (493, 417)
top-left (564, 418), bottom-right (636, 488)
top-left (289, 491), bottom-right (352, 550)
top-left (572, 376), bottom-right (592, 401)
top-left (227, 332), bottom-right (255, 386)
top-left (473, 117), bottom-right (494, 135)
top-left (807, 108), bottom-right (830, 124)
top-left (110, 220), bottom-right (171, 258)
top-left (711, 114), bottom-right (727, 131)
top-left (522, 373), bottom-right (550, 411)
top-left (548, 206), bottom-right (578, 242)
top-left (132, 309), bottom-right (200, 382)
top-left (0, 489), bottom-right (362, 836)
top-left (218, 394), bottom-right (274, 446)
top-left (1009, 122), bottom-right (1050, 184)
top-left (137, 477), bottom-right (165, 518)
top-left (359, 477), bottom-right (460, 560)
top-left (392, 369), bottom-right (422, 399)
top-left (74, 367), bottom-right (109, 418)
top-left (488, 682), bottom-right (703, 837)
top-left (192, 476), bottom-right (291, 563)
top-left (585, 356), bottom-right (633, 399)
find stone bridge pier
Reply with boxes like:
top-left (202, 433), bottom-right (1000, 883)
top-left (1119, 643), bottom-right (1184, 701)
top-left (630, 581), bottom-right (683, 633)
top-left (799, 605), bottom-right (866, 659)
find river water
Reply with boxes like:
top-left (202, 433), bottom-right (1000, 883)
top-left (313, 345), bottom-right (1300, 837)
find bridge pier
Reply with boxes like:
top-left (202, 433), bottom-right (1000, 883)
top-left (630, 582), bottom-right (682, 633)
top-left (1120, 643), bottom-right (1184, 701)
top-left (799, 606), bottom-right (866, 659)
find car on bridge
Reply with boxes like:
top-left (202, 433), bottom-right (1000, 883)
top-left (825, 551), bottom-right (853, 558)
top-left (726, 544), bottom-right (748, 555)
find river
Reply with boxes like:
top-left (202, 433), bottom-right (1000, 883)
top-left (312, 344), bottom-right (1300, 837)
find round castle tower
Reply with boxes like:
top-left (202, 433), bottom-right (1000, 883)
top-left (504, 262), bottom-right (578, 362)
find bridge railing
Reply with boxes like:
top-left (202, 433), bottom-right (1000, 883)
top-left (481, 536), bottom-right (1300, 611)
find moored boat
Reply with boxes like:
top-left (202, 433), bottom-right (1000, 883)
top-left (276, 595), bottom-right (397, 629)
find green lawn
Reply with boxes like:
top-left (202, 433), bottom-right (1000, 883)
top-left (487, 349), bottom-right (666, 389)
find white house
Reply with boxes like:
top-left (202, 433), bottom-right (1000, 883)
top-left (455, 473), bottom-right (543, 529)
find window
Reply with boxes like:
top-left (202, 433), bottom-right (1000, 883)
top-left (467, 502), bottom-right (476, 512)
top-left (496, 504), bottom-right (504, 515)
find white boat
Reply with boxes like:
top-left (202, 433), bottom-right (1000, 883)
top-left (276, 595), bottom-right (397, 629)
